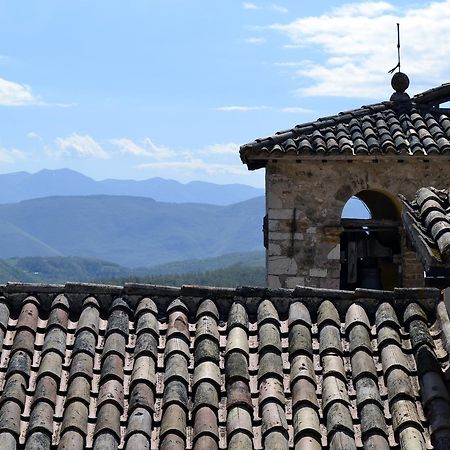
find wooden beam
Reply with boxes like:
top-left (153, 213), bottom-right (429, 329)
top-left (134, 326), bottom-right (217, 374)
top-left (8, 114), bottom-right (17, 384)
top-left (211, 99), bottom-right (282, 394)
top-left (341, 218), bottom-right (400, 229)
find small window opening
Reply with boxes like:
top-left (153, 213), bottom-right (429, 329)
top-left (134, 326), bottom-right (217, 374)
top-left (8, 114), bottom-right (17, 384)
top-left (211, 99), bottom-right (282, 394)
top-left (340, 191), bottom-right (402, 290)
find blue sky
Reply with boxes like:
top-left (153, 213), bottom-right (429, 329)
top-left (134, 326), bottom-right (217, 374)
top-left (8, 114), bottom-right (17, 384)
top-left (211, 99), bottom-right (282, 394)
top-left (0, 0), bottom-right (449, 187)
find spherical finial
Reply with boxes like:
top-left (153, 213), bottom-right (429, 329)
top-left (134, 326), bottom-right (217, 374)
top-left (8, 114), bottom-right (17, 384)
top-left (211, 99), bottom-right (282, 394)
top-left (391, 72), bottom-right (409, 93)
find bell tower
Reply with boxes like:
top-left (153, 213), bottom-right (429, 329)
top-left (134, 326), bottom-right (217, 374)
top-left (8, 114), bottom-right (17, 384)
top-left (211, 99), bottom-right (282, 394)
top-left (241, 75), bottom-right (450, 289)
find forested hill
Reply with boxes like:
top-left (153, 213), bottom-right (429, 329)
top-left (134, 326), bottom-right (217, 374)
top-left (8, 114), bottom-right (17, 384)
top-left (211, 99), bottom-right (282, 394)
top-left (0, 251), bottom-right (265, 286)
top-left (0, 195), bottom-right (265, 267)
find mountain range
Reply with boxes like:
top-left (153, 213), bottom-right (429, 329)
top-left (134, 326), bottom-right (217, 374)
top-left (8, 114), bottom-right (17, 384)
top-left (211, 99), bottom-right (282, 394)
top-left (0, 169), bottom-right (264, 205)
top-left (0, 195), bottom-right (265, 267)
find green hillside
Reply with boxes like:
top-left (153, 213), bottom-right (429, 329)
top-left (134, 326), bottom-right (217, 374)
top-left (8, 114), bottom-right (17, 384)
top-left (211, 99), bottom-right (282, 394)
top-left (146, 250), bottom-right (264, 274)
top-left (0, 219), bottom-right (63, 258)
top-left (0, 251), bottom-right (266, 285)
top-left (0, 195), bottom-right (265, 267)
top-left (104, 264), bottom-right (266, 288)
top-left (5, 256), bottom-right (132, 283)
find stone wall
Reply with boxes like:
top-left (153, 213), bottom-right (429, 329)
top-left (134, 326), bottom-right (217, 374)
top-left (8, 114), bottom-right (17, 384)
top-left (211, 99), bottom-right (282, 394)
top-left (265, 158), bottom-right (450, 289)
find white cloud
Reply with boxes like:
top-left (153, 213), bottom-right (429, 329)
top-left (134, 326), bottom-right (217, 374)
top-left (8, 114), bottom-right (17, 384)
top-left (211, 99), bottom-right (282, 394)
top-left (110, 138), bottom-right (147, 156)
top-left (0, 77), bottom-right (73, 107)
top-left (243, 2), bottom-right (287, 13)
top-left (244, 37), bottom-right (266, 44)
top-left (216, 105), bottom-right (268, 112)
top-left (203, 143), bottom-right (241, 155)
top-left (269, 0), bottom-right (450, 98)
top-left (55, 133), bottom-right (109, 159)
top-left (110, 137), bottom-right (175, 159)
top-left (0, 148), bottom-right (25, 164)
top-left (271, 4), bottom-right (288, 13)
top-left (136, 159), bottom-right (246, 176)
top-left (27, 132), bottom-right (42, 140)
top-left (0, 77), bottom-right (41, 106)
top-left (332, 1), bottom-right (394, 17)
top-left (274, 61), bottom-right (305, 67)
top-left (0, 148), bottom-right (25, 163)
top-left (243, 2), bottom-right (258, 9)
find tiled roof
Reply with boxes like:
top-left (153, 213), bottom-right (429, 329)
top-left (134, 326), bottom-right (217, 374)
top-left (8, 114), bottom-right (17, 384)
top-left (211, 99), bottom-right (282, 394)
top-left (401, 187), bottom-right (450, 270)
top-left (240, 84), bottom-right (450, 168)
top-left (0, 282), bottom-right (449, 449)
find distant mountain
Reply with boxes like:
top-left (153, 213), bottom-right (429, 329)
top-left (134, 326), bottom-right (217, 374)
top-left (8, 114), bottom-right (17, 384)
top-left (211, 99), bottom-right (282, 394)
top-left (0, 169), bottom-right (263, 205)
top-left (0, 195), bottom-right (265, 267)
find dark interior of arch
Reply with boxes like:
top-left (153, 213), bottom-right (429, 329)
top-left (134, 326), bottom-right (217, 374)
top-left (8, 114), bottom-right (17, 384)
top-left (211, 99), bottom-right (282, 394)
top-left (354, 190), bottom-right (399, 220)
top-left (340, 189), bottom-right (402, 290)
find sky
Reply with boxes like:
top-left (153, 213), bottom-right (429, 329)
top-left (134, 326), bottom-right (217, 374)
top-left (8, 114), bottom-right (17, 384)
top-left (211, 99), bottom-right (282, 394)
top-left (0, 0), bottom-right (449, 187)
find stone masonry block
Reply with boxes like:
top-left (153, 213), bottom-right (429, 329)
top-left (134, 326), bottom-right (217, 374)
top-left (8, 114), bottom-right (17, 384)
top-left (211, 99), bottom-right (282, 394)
top-left (267, 275), bottom-right (281, 288)
top-left (309, 268), bottom-right (328, 278)
top-left (267, 191), bottom-right (282, 209)
top-left (268, 256), bottom-right (298, 275)
top-left (268, 209), bottom-right (294, 220)
top-left (268, 243), bottom-right (282, 256)
top-left (285, 277), bottom-right (305, 289)
top-left (327, 244), bottom-right (341, 260)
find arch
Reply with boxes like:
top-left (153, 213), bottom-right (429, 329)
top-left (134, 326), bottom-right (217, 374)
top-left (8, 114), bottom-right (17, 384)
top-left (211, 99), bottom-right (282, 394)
top-left (340, 189), bottom-right (402, 291)
top-left (340, 188), bottom-right (401, 221)
top-left (354, 189), bottom-right (400, 220)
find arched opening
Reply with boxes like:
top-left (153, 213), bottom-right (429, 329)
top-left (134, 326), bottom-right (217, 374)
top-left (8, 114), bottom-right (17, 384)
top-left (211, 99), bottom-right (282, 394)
top-left (340, 190), bottom-right (402, 290)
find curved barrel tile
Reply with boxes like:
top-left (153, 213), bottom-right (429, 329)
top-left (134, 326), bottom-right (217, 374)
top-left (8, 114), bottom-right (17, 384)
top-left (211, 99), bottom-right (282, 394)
top-left (257, 299), bottom-right (288, 450)
top-left (58, 296), bottom-right (100, 450)
top-left (318, 300), bottom-right (356, 450)
top-left (346, 303), bottom-right (390, 450)
top-left (125, 297), bottom-right (158, 450)
top-left (376, 302), bottom-right (426, 449)
top-left (0, 296), bottom-right (39, 448)
top-left (159, 299), bottom-right (190, 450)
top-left (404, 303), bottom-right (450, 449)
top-left (225, 302), bottom-right (253, 450)
top-left (192, 299), bottom-right (220, 450)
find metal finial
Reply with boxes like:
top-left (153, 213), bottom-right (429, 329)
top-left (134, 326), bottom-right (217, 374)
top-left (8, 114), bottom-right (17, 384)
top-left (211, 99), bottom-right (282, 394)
top-left (388, 23), bottom-right (401, 74)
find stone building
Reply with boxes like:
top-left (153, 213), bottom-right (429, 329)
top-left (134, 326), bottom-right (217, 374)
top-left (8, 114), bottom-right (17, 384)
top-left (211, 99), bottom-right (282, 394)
top-left (240, 75), bottom-right (450, 290)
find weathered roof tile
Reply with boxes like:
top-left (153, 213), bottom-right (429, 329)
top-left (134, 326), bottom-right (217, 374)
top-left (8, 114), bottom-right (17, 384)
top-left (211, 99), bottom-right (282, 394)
top-left (402, 186), bottom-right (450, 269)
top-left (0, 283), bottom-right (445, 448)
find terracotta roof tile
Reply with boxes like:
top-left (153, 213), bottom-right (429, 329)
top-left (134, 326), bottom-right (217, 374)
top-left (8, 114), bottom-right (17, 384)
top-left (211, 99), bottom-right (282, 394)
top-left (0, 283), bottom-right (447, 448)
top-left (401, 186), bottom-right (450, 270)
top-left (241, 82), bottom-right (450, 168)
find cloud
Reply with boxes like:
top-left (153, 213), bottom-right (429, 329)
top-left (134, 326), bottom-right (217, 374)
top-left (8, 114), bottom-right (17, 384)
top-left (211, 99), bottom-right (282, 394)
top-left (216, 105), bottom-right (268, 112)
top-left (0, 148), bottom-right (25, 164)
top-left (203, 143), bottom-right (241, 155)
top-left (243, 2), bottom-right (287, 13)
top-left (110, 137), bottom-right (175, 159)
top-left (271, 4), bottom-right (288, 13)
top-left (244, 37), bottom-right (266, 44)
top-left (0, 77), bottom-right (73, 107)
top-left (27, 132), bottom-right (42, 140)
top-left (131, 140), bottom-right (245, 176)
top-left (0, 77), bottom-right (41, 106)
top-left (136, 159), bottom-right (246, 176)
top-left (55, 133), bottom-right (109, 159)
top-left (269, 0), bottom-right (450, 98)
